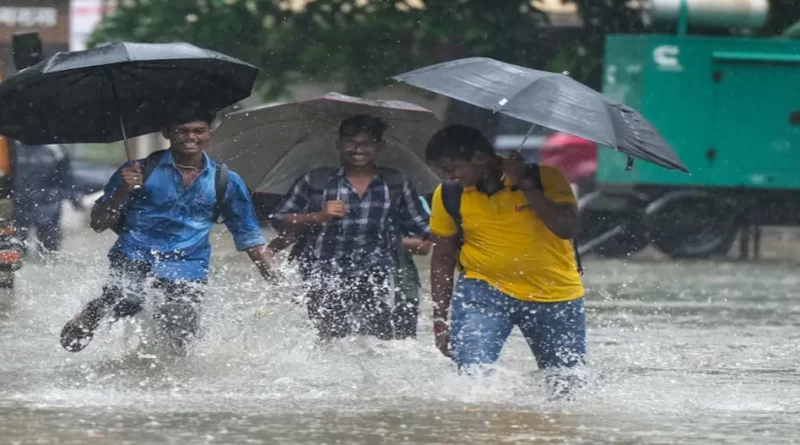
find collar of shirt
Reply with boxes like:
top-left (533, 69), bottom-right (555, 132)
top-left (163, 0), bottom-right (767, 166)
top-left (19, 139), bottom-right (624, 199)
top-left (463, 175), bottom-right (514, 195)
top-left (330, 165), bottom-right (396, 198)
top-left (158, 149), bottom-right (211, 173)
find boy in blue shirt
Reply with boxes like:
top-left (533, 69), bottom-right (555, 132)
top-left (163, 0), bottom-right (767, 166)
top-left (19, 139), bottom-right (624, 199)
top-left (60, 109), bottom-right (276, 353)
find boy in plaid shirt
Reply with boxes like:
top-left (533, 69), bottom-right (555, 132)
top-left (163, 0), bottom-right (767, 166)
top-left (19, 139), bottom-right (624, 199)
top-left (272, 115), bottom-right (430, 341)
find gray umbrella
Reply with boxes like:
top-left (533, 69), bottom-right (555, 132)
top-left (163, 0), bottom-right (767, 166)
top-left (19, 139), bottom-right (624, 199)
top-left (393, 57), bottom-right (688, 173)
top-left (209, 92), bottom-right (443, 195)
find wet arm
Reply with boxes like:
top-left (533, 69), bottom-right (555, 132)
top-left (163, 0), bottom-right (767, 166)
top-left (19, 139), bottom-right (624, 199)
top-left (222, 173), bottom-right (275, 280)
top-left (518, 185), bottom-right (578, 239)
top-left (403, 235), bottom-right (432, 256)
top-left (90, 169), bottom-right (128, 233)
top-left (430, 235), bottom-right (459, 322)
top-left (246, 244), bottom-right (277, 281)
top-left (277, 212), bottom-right (326, 231)
top-left (267, 231), bottom-right (298, 253)
top-left (273, 175), bottom-right (320, 231)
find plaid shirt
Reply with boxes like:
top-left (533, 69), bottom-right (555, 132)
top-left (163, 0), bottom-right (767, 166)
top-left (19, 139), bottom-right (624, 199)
top-left (274, 167), bottom-right (431, 275)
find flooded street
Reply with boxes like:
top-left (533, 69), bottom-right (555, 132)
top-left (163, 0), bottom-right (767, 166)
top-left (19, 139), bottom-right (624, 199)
top-left (1, 225), bottom-right (799, 444)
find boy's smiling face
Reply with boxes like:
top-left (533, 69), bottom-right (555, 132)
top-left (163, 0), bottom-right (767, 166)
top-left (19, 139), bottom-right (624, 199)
top-left (339, 132), bottom-right (384, 167)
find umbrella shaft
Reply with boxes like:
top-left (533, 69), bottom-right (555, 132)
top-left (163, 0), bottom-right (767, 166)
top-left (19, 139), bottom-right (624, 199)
top-left (517, 124), bottom-right (537, 152)
top-left (118, 114), bottom-right (133, 163)
top-left (106, 67), bottom-right (133, 164)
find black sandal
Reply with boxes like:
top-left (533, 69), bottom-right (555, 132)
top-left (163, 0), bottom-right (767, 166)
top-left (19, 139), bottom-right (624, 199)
top-left (60, 318), bottom-right (96, 352)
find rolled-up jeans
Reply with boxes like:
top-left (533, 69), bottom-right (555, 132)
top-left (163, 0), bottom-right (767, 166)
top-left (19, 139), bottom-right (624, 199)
top-left (450, 277), bottom-right (586, 372)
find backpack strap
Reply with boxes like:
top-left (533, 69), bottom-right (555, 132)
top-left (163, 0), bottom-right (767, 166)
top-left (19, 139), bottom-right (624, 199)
top-left (440, 180), bottom-right (464, 229)
top-left (440, 180), bottom-right (465, 270)
top-left (141, 149), bottom-right (167, 185)
top-left (211, 162), bottom-right (230, 224)
top-left (306, 167), bottom-right (337, 211)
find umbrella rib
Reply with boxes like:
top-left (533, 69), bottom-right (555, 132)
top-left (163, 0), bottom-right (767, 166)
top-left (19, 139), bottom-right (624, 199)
top-left (602, 101), bottom-right (621, 150)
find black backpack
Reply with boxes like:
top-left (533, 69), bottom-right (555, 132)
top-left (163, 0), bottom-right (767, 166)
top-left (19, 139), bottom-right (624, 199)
top-left (285, 167), bottom-right (410, 270)
top-left (111, 149), bottom-right (230, 235)
top-left (440, 163), bottom-right (584, 275)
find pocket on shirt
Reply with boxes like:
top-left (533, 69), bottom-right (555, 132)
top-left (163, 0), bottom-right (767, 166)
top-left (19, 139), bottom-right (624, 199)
top-left (188, 195), bottom-right (215, 223)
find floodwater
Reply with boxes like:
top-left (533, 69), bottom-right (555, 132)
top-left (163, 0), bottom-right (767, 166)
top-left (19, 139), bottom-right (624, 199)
top-left (1, 225), bottom-right (799, 444)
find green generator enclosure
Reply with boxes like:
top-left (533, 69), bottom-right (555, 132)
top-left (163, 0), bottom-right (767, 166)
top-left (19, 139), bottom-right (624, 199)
top-left (598, 34), bottom-right (800, 190)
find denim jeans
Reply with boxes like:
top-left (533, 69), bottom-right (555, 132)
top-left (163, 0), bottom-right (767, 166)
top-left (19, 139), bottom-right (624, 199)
top-left (450, 277), bottom-right (586, 372)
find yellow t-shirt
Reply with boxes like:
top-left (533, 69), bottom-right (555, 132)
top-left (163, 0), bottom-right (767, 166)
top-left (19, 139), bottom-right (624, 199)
top-left (430, 165), bottom-right (584, 303)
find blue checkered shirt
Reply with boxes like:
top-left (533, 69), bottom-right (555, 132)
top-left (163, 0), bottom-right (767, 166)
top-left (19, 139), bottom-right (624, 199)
top-left (274, 167), bottom-right (431, 275)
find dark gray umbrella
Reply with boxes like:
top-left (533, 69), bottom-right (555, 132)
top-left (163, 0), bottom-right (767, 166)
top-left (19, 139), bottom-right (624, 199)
top-left (393, 57), bottom-right (688, 173)
top-left (0, 41), bottom-right (258, 161)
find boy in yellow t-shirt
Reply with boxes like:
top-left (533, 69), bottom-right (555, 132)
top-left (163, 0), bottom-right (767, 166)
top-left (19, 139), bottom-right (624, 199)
top-left (426, 125), bottom-right (586, 395)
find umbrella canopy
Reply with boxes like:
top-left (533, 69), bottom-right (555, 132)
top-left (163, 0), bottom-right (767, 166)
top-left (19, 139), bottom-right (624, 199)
top-left (393, 57), bottom-right (688, 173)
top-left (0, 41), bottom-right (258, 146)
top-left (209, 92), bottom-right (444, 195)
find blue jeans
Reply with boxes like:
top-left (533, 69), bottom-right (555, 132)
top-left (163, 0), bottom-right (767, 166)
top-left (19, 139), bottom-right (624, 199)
top-left (450, 277), bottom-right (586, 372)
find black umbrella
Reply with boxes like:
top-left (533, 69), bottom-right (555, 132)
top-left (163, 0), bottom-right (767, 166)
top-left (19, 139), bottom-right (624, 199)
top-left (393, 57), bottom-right (688, 173)
top-left (0, 41), bottom-right (259, 162)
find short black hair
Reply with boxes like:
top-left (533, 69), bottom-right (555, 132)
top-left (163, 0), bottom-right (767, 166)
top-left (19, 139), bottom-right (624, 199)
top-left (425, 124), bottom-right (495, 162)
top-left (166, 106), bottom-right (216, 128)
top-left (339, 114), bottom-right (388, 141)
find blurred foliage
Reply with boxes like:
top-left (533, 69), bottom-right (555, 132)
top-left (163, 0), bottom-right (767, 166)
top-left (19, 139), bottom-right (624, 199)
top-left (89, 0), bottom-right (296, 99)
top-left (561, 0), bottom-right (646, 88)
top-left (762, 0), bottom-right (800, 36)
top-left (90, 0), bottom-right (800, 100)
top-left (90, 0), bottom-right (551, 99)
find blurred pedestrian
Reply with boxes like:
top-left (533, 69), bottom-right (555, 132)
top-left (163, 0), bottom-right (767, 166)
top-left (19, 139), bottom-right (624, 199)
top-left (11, 142), bottom-right (83, 257)
top-left (390, 195), bottom-right (432, 339)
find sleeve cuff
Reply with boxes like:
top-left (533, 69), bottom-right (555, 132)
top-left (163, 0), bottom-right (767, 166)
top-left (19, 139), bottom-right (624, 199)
top-left (431, 227), bottom-right (458, 238)
top-left (234, 232), bottom-right (268, 252)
